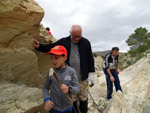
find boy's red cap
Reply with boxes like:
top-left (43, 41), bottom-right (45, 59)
top-left (46, 45), bottom-right (67, 56)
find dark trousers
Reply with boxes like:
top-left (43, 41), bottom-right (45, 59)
top-left (72, 99), bottom-right (88, 113)
top-left (103, 69), bottom-right (122, 99)
top-left (50, 109), bottom-right (72, 113)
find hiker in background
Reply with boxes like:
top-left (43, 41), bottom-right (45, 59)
top-left (103, 47), bottom-right (123, 100)
top-left (43, 45), bottom-right (80, 113)
top-left (33, 25), bottom-right (95, 113)
top-left (46, 27), bottom-right (54, 37)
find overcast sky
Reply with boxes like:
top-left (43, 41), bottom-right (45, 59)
top-left (35, 0), bottom-right (150, 52)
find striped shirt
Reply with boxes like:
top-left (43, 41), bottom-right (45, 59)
top-left (103, 53), bottom-right (119, 69)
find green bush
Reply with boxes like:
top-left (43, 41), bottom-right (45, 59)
top-left (126, 60), bottom-right (132, 65)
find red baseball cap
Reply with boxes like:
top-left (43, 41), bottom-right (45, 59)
top-left (46, 45), bottom-right (67, 56)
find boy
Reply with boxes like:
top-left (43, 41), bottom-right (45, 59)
top-left (43, 45), bottom-right (80, 113)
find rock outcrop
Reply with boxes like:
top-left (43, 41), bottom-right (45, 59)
top-left (0, 0), bottom-right (56, 87)
top-left (88, 56), bottom-right (107, 113)
top-left (0, 0), bottom-right (56, 113)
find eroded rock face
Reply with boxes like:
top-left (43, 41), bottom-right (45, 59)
top-left (0, 0), bottom-right (56, 113)
top-left (0, 0), bottom-right (56, 87)
top-left (0, 0), bottom-right (44, 47)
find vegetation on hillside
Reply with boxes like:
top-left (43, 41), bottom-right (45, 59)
top-left (94, 27), bottom-right (150, 71)
top-left (126, 27), bottom-right (150, 57)
top-left (119, 27), bottom-right (150, 70)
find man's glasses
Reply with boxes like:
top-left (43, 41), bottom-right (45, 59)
top-left (71, 33), bottom-right (81, 38)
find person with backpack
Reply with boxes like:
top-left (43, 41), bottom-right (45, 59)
top-left (46, 27), bottom-right (54, 37)
top-left (33, 25), bottom-right (95, 113)
top-left (103, 47), bottom-right (123, 100)
top-left (43, 45), bottom-right (80, 113)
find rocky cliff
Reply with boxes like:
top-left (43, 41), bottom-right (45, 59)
top-left (0, 0), bottom-right (56, 87)
top-left (0, 0), bottom-right (56, 113)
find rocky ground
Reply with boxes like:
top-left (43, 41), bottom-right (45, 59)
top-left (88, 54), bottom-right (150, 113)
top-left (0, 79), bottom-right (43, 113)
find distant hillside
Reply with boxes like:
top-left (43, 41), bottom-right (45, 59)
top-left (93, 50), bottom-right (111, 58)
top-left (93, 51), bottom-right (134, 70)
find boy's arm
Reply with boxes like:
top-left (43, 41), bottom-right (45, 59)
top-left (70, 69), bottom-right (80, 94)
top-left (43, 73), bottom-right (51, 103)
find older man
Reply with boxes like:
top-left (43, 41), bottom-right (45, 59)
top-left (33, 25), bottom-right (95, 113)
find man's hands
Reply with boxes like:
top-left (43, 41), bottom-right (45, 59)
top-left (88, 72), bottom-right (95, 87)
top-left (110, 76), bottom-right (115, 82)
top-left (33, 38), bottom-right (40, 48)
top-left (60, 84), bottom-right (69, 94)
top-left (107, 69), bottom-right (115, 82)
top-left (44, 100), bottom-right (54, 111)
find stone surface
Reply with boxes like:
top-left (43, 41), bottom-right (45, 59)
top-left (94, 56), bottom-right (104, 77)
top-left (0, 0), bottom-right (56, 113)
top-left (0, 0), bottom-right (44, 47)
top-left (0, 79), bottom-right (43, 113)
top-left (88, 56), bottom-right (107, 113)
top-left (0, 0), bottom-right (56, 87)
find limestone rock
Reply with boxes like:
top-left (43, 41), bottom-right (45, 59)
top-left (0, 0), bottom-right (44, 47)
top-left (94, 56), bottom-right (104, 77)
top-left (0, 79), bottom-right (43, 113)
top-left (0, 0), bottom-right (56, 87)
top-left (143, 83), bottom-right (150, 113)
top-left (104, 91), bottom-right (123, 113)
top-left (0, 0), bottom-right (56, 113)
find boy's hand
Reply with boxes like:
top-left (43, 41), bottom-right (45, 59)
top-left (44, 100), bottom-right (54, 111)
top-left (33, 38), bottom-right (40, 48)
top-left (60, 84), bottom-right (69, 94)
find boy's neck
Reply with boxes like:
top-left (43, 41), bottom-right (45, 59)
top-left (61, 63), bottom-right (66, 68)
top-left (56, 63), bottom-right (66, 69)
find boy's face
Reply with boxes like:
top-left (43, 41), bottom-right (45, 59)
top-left (50, 54), bottom-right (67, 68)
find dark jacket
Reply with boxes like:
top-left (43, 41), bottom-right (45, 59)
top-left (103, 52), bottom-right (119, 70)
top-left (36, 36), bottom-right (95, 81)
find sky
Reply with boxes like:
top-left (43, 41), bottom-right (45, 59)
top-left (35, 0), bottom-right (150, 52)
